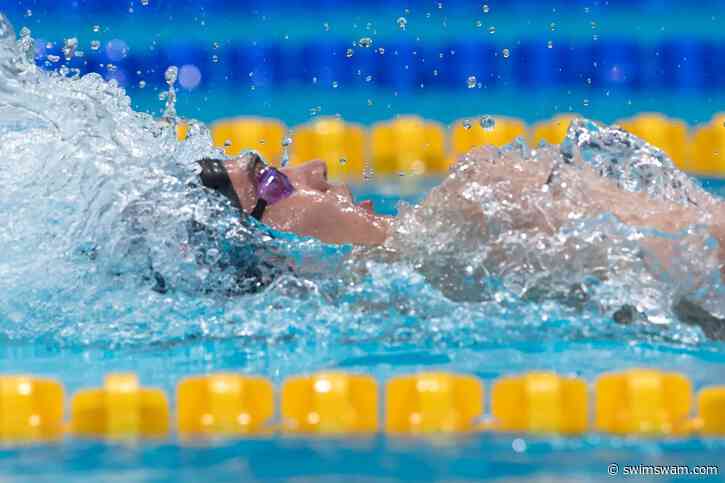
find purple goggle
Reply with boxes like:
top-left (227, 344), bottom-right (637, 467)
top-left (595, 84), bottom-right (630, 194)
top-left (247, 153), bottom-right (295, 221)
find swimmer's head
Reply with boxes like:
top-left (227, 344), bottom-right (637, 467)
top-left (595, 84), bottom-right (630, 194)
top-left (196, 153), bottom-right (390, 246)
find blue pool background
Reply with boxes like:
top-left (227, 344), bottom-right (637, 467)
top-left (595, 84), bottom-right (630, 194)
top-left (7, 0), bottom-right (725, 125)
top-left (3, 0), bottom-right (725, 481)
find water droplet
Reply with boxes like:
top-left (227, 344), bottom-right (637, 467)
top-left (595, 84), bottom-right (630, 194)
top-left (488, 26), bottom-right (496, 34)
top-left (547, 40), bottom-right (553, 49)
top-left (138, 80), bottom-right (146, 88)
top-left (502, 48), bottom-right (510, 58)
top-left (165, 65), bottom-right (178, 85)
top-left (462, 119), bottom-right (472, 130)
top-left (397, 17), bottom-right (408, 30)
top-left (359, 37), bottom-right (373, 48)
top-left (62, 37), bottom-right (78, 61)
top-left (346, 48), bottom-right (354, 58)
top-left (480, 115), bottom-right (495, 131)
top-left (482, 4), bottom-right (490, 13)
top-left (467, 75), bottom-right (477, 88)
top-left (90, 40), bottom-right (100, 51)
top-left (92, 25), bottom-right (101, 33)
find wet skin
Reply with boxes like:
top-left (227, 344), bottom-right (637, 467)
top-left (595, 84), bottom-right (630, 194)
top-left (225, 153), bottom-right (391, 246)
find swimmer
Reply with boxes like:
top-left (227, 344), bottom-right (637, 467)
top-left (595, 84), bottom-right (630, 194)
top-left (197, 149), bottom-right (721, 260)
top-left (197, 146), bottom-right (725, 339)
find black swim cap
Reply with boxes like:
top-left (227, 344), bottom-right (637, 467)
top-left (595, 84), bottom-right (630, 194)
top-left (197, 158), bottom-right (243, 210)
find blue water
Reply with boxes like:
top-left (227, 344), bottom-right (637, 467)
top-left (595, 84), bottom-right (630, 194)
top-left (2, 8), bottom-right (725, 483)
top-left (0, 179), bottom-right (723, 482)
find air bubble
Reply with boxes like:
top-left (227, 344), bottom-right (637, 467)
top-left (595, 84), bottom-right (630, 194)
top-left (547, 40), bottom-right (553, 49)
top-left (462, 119), bottom-right (472, 130)
top-left (397, 17), bottom-right (408, 30)
top-left (346, 48), bottom-right (354, 58)
top-left (90, 40), bottom-right (100, 51)
top-left (140, 0), bottom-right (149, 5)
top-left (332, 80), bottom-right (338, 88)
top-left (46, 54), bottom-right (60, 63)
top-left (502, 48), bottom-right (510, 58)
top-left (482, 4), bottom-right (490, 13)
top-left (467, 75), bottom-right (477, 88)
top-left (92, 25), bottom-right (101, 33)
top-left (25, 9), bottom-right (32, 17)
top-left (211, 54), bottom-right (219, 63)
top-left (488, 26), bottom-right (496, 34)
top-left (138, 80), bottom-right (146, 88)
top-left (339, 158), bottom-right (347, 165)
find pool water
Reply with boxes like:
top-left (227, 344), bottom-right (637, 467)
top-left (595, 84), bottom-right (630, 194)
top-left (0, 179), bottom-right (724, 482)
top-left (1, 11), bottom-right (725, 483)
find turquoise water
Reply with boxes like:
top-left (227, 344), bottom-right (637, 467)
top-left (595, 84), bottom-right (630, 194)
top-left (3, 7), bottom-right (725, 482)
top-left (0, 181), bottom-right (724, 482)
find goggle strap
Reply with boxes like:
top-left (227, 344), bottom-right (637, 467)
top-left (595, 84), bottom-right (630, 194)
top-left (250, 198), bottom-right (268, 221)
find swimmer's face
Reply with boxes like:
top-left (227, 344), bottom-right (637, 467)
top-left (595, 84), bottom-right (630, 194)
top-left (225, 153), bottom-right (390, 246)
